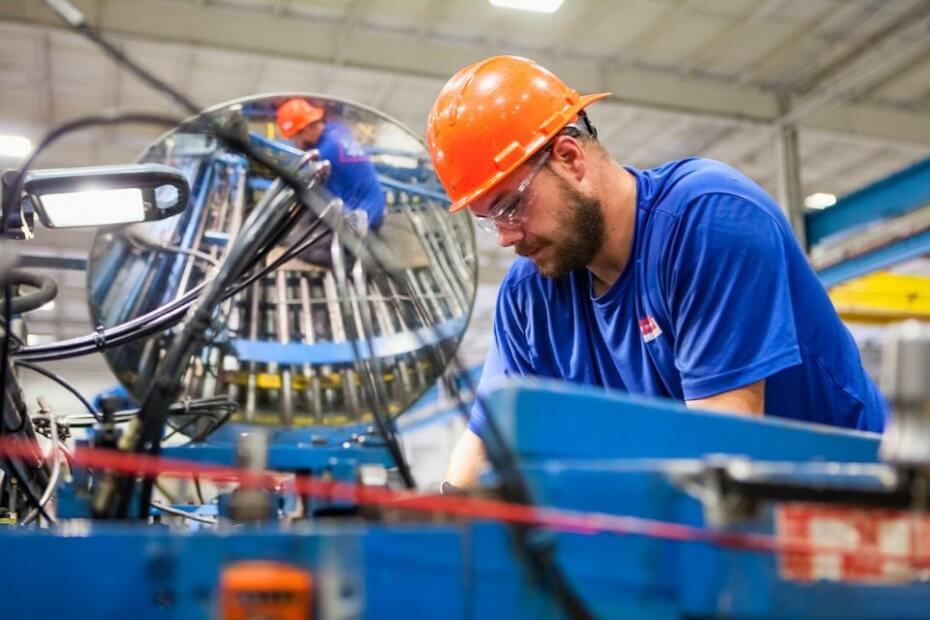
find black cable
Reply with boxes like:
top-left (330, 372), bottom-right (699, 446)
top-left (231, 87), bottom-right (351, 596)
top-left (0, 284), bottom-right (12, 437)
top-left (14, 361), bottom-right (102, 421)
top-left (41, 1), bottom-right (199, 116)
top-left (5, 271), bottom-right (57, 315)
top-left (190, 409), bottom-right (234, 443)
top-left (62, 397), bottom-right (235, 427)
top-left (13, 281), bottom-right (205, 361)
top-left (15, 221), bottom-right (322, 363)
top-left (121, 179), bottom-right (310, 518)
top-left (163, 416), bottom-right (210, 443)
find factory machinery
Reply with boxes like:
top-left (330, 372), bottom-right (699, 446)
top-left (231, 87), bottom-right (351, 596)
top-left (87, 100), bottom-right (472, 431)
top-left (1, 4), bottom-right (930, 616)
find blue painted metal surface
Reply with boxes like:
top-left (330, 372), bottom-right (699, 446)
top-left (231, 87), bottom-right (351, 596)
top-left (806, 155), bottom-right (930, 248)
top-left (162, 422), bottom-right (392, 471)
top-left (817, 228), bottom-right (930, 287)
top-left (229, 317), bottom-right (466, 365)
top-left (481, 380), bottom-right (880, 464)
top-left (4, 380), bottom-right (929, 619)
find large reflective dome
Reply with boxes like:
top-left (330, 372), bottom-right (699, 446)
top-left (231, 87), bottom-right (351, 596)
top-left (87, 94), bottom-right (476, 432)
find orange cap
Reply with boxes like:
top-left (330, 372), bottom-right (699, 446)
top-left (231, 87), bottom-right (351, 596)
top-left (426, 56), bottom-right (610, 212)
top-left (277, 98), bottom-right (325, 139)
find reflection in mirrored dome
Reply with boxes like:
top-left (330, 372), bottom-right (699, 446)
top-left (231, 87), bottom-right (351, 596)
top-left (87, 94), bottom-right (476, 435)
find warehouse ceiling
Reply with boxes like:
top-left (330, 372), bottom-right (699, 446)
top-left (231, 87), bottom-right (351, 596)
top-left (2, 0), bottom-right (929, 365)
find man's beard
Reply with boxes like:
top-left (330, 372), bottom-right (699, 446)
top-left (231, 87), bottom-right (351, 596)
top-left (518, 176), bottom-right (605, 279)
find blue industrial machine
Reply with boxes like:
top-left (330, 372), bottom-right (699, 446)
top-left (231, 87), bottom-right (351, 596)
top-left (2, 381), bottom-right (930, 619)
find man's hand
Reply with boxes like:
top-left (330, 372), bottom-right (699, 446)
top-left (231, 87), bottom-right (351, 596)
top-left (686, 379), bottom-right (765, 416)
top-left (444, 428), bottom-right (487, 488)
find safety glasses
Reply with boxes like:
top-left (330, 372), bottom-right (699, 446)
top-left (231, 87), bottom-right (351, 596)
top-left (474, 148), bottom-right (551, 235)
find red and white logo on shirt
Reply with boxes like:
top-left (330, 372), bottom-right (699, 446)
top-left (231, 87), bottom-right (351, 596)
top-left (638, 315), bottom-right (663, 343)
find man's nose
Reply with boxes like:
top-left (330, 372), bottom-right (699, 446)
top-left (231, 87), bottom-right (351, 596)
top-left (496, 224), bottom-right (524, 248)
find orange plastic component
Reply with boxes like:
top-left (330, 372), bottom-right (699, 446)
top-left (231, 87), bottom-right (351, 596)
top-left (276, 98), bottom-right (325, 139)
top-left (219, 561), bottom-right (313, 620)
top-left (426, 55), bottom-right (610, 212)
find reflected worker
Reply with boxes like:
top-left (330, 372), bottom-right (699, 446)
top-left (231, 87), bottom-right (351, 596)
top-left (425, 56), bottom-right (888, 488)
top-left (276, 98), bottom-right (385, 266)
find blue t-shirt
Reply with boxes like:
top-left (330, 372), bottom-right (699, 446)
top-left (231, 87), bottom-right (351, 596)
top-left (471, 157), bottom-right (887, 435)
top-left (317, 122), bottom-right (385, 229)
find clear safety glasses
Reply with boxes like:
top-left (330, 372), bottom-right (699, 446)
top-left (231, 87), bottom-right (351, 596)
top-left (474, 148), bottom-right (551, 235)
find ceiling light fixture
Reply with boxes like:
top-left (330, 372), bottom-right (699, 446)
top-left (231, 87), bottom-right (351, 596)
top-left (0, 134), bottom-right (32, 159)
top-left (804, 192), bottom-right (837, 210)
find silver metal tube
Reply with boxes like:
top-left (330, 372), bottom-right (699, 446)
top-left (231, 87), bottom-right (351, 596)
top-left (298, 276), bottom-right (323, 424)
top-left (245, 281), bottom-right (260, 419)
top-left (22, 412), bottom-right (62, 525)
top-left (151, 501), bottom-right (217, 525)
top-left (275, 269), bottom-right (294, 425)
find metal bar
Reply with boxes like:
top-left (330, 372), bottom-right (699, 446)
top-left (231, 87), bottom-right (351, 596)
top-left (15, 254), bottom-right (88, 271)
top-left (775, 96), bottom-right (806, 246)
top-left (806, 155), bottom-right (930, 248)
top-left (298, 276), bottom-right (323, 424)
top-left (245, 281), bottom-right (260, 420)
top-left (817, 229), bottom-right (930, 288)
top-left (275, 269), bottom-right (294, 425)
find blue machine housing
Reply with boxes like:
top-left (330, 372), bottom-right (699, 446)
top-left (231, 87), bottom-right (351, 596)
top-left (3, 380), bottom-right (928, 619)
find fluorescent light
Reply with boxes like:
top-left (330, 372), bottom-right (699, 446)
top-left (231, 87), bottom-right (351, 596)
top-left (804, 192), bottom-right (837, 210)
top-left (39, 187), bottom-right (145, 227)
top-left (26, 333), bottom-right (55, 346)
top-left (489, 0), bottom-right (564, 13)
top-left (0, 134), bottom-right (32, 159)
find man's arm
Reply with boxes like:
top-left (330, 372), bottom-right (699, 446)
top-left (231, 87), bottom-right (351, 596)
top-left (444, 428), bottom-right (486, 488)
top-left (686, 379), bottom-right (765, 415)
top-left (668, 194), bottom-right (802, 405)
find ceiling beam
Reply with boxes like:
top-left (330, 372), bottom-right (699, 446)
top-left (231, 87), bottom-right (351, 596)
top-left (676, 0), bottom-right (786, 74)
top-left (791, 1), bottom-right (930, 95)
top-left (736, 0), bottom-right (870, 87)
top-left (36, 30), bottom-right (54, 129)
top-left (320, 0), bottom-right (368, 91)
top-left (414, 0), bottom-right (449, 44)
top-left (271, 0), bottom-right (290, 19)
top-left (3, 0), bottom-right (930, 145)
top-left (546, 0), bottom-right (614, 61)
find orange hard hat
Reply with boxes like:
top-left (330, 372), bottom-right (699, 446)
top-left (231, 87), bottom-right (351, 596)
top-left (426, 56), bottom-right (610, 213)
top-left (276, 98), bottom-right (325, 139)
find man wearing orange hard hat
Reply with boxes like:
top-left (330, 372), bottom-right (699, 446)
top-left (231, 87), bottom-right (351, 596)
top-left (276, 98), bottom-right (385, 266)
top-left (427, 56), bottom-right (886, 488)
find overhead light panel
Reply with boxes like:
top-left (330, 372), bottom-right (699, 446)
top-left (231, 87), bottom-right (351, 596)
top-left (804, 192), bottom-right (837, 210)
top-left (489, 0), bottom-right (564, 14)
top-left (0, 134), bottom-right (32, 159)
top-left (38, 188), bottom-right (146, 228)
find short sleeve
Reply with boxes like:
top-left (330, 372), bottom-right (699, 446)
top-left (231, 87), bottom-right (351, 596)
top-left (668, 194), bottom-right (802, 400)
top-left (468, 284), bottom-right (535, 435)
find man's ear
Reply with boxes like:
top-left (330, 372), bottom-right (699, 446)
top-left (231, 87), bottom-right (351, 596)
top-left (550, 135), bottom-right (586, 182)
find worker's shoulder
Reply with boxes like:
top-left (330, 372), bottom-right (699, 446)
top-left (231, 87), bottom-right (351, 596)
top-left (647, 157), bottom-right (773, 217)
